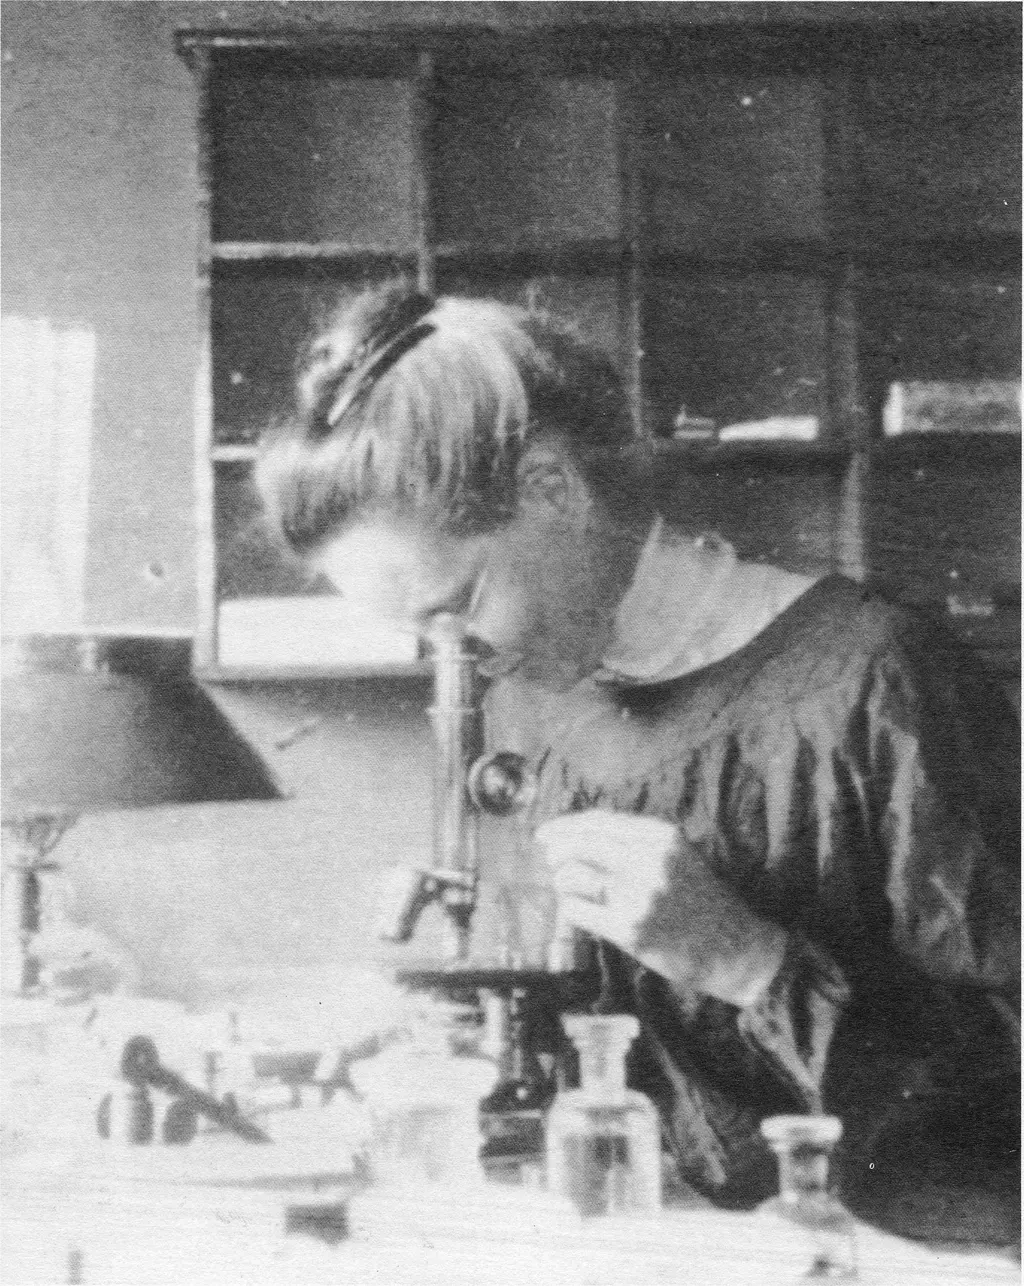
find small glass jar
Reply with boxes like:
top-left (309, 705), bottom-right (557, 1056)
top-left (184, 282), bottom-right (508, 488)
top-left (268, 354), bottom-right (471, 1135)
top-left (760, 1114), bottom-right (858, 1280)
top-left (545, 1013), bottom-right (661, 1218)
top-left (348, 1002), bottom-right (497, 1190)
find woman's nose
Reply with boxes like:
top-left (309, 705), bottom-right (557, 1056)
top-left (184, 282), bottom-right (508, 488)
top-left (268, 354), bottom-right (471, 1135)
top-left (408, 569), bottom-right (482, 628)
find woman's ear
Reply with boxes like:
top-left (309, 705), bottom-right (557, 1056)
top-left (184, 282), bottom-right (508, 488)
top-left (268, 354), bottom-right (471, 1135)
top-left (516, 441), bottom-right (575, 515)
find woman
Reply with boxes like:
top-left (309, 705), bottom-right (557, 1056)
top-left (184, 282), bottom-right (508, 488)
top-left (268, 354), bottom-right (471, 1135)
top-left (258, 284), bottom-right (1020, 1242)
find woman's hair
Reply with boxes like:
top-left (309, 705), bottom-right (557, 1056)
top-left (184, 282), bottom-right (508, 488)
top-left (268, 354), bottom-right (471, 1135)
top-left (256, 282), bottom-right (643, 555)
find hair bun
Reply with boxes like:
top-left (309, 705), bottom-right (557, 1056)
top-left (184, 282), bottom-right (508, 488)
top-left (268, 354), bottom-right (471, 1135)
top-left (326, 290), bottom-right (436, 430)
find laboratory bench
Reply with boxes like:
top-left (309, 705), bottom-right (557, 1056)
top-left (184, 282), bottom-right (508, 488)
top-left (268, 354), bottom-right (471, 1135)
top-left (4, 1132), bottom-right (1019, 1286)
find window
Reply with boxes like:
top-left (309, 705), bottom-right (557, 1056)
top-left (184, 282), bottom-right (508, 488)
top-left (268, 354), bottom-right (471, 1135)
top-left (177, 16), bottom-right (1020, 677)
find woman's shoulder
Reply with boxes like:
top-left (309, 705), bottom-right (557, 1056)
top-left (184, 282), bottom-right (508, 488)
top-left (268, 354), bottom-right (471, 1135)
top-left (647, 574), bottom-right (912, 692)
top-left (772, 573), bottom-right (1001, 696)
top-left (606, 575), bottom-right (954, 736)
top-left (760, 573), bottom-right (917, 663)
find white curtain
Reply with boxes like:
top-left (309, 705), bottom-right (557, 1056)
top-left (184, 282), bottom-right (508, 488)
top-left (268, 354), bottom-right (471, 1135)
top-left (1, 317), bottom-right (95, 632)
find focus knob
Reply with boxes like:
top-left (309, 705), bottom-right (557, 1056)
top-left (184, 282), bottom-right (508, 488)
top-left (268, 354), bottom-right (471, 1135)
top-left (467, 751), bottom-right (536, 817)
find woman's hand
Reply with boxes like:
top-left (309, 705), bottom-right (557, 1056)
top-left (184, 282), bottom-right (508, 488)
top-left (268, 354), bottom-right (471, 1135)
top-left (535, 809), bottom-right (788, 1008)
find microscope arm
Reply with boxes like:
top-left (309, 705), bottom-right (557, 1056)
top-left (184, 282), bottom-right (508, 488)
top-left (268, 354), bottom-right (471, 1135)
top-left (376, 865), bottom-right (477, 944)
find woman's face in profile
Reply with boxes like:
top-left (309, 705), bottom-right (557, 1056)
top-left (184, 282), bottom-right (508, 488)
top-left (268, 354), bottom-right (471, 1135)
top-left (315, 515), bottom-right (490, 636)
top-left (316, 501), bottom-right (600, 684)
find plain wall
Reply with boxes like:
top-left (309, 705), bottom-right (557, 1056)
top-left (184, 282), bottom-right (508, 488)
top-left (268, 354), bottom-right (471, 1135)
top-left (3, 2), bottom-right (200, 631)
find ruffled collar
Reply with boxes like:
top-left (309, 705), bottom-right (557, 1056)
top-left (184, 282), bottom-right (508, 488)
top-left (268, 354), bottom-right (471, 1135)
top-left (596, 519), bottom-right (818, 685)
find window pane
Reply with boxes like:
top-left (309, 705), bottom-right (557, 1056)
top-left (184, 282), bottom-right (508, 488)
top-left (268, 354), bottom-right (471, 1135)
top-left (212, 265), bottom-right (410, 445)
top-left (212, 76), bottom-right (417, 246)
top-left (643, 273), bottom-right (826, 434)
top-left (858, 271), bottom-right (1021, 411)
top-left (437, 267), bottom-right (622, 361)
top-left (644, 76), bottom-right (824, 251)
top-left (858, 63), bottom-right (1022, 238)
top-left (433, 77), bottom-right (620, 245)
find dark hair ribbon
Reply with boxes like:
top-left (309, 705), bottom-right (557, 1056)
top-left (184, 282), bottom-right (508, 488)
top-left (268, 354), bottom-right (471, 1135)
top-left (326, 292), bottom-right (436, 429)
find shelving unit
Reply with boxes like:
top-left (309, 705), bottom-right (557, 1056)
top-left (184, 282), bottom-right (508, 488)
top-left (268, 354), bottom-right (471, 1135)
top-left (652, 440), bottom-right (852, 469)
top-left (177, 14), bottom-right (1020, 679)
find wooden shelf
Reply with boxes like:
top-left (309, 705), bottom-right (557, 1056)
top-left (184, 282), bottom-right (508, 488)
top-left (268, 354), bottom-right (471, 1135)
top-left (647, 240), bottom-right (831, 276)
top-left (652, 439), bottom-right (851, 470)
top-left (868, 433), bottom-right (1021, 469)
top-left (214, 434), bottom-right (1021, 474)
top-left (198, 661), bottom-right (432, 684)
top-left (434, 236), bottom-right (623, 271)
top-left (651, 433), bottom-right (1021, 474)
top-left (210, 233), bottom-right (1018, 275)
top-left (211, 443), bottom-right (258, 463)
top-left (175, 11), bottom-right (1019, 72)
top-left (211, 238), bottom-right (627, 274)
top-left (214, 439), bottom-right (855, 470)
top-left (212, 241), bottom-right (417, 265)
top-left (849, 233), bottom-right (1021, 275)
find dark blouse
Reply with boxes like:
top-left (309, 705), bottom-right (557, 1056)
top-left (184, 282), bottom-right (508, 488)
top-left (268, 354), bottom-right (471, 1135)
top-left (488, 574), bottom-right (1020, 1237)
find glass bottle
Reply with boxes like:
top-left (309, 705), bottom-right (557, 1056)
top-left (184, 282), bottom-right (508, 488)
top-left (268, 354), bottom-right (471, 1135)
top-left (545, 1013), bottom-right (661, 1218)
top-left (760, 1114), bottom-right (858, 1280)
top-left (348, 1000), bottom-right (497, 1189)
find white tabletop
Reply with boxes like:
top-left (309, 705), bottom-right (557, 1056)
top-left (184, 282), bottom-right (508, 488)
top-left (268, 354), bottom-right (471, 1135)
top-left (4, 1139), bottom-right (1019, 1286)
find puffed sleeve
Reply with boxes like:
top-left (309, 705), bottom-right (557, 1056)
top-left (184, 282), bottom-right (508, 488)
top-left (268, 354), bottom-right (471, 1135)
top-left (860, 621), bottom-right (1020, 994)
top-left (736, 611), bottom-right (1019, 1121)
top-left (733, 935), bottom-right (850, 1112)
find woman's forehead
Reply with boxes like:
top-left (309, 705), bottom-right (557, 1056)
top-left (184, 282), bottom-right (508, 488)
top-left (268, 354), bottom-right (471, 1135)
top-left (319, 511), bottom-right (486, 564)
top-left (318, 514), bottom-right (415, 562)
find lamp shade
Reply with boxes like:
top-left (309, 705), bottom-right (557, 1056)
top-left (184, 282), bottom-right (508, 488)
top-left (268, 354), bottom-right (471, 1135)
top-left (1, 635), bottom-right (282, 818)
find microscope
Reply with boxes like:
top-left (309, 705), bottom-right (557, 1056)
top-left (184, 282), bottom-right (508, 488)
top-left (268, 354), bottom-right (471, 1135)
top-left (376, 614), bottom-right (592, 1175)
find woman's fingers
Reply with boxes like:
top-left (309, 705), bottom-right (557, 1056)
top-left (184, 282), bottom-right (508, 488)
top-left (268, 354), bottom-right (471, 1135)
top-left (538, 810), bottom-right (683, 952)
top-left (552, 894), bottom-right (620, 945)
top-left (549, 857), bottom-right (608, 905)
top-left (551, 860), bottom-right (636, 946)
top-left (536, 809), bottom-right (679, 880)
top-left (535, 809), bottom-right (790, 1004)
